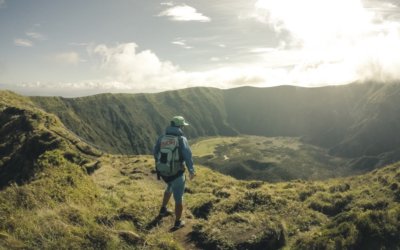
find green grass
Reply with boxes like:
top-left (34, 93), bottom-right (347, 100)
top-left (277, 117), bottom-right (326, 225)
top-left (192, 136), bottom-right (349, 182)
top-left (1, 149), bottom-right (399, 249)
top-left (0, 91), bottom-right (180, 249)
top-left (191, 136), bottom-right (241, 157)
top-left (185, 162), bottom-right (400, 249)
top-left (0, 152), bottom-right (183, 249)
top-left (0, 150), bottom-right (107, 249)
top-left (1, 90), bottom-right (400, 249)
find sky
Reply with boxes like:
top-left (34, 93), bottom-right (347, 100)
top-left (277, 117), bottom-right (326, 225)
top-left (1, 0), bottom-right (400, 96)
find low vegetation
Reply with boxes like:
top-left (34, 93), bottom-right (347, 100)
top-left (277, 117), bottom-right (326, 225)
top-left (1, 90), bottom-right (400, 249)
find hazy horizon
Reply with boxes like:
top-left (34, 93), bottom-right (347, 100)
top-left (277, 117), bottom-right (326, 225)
top-left (2, 81), bottom-right (378, 98)
top-left (1, 0), bottom-right (400, 97)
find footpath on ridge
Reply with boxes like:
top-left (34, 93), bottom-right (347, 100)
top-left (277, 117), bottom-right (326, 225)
top-left (91, 154), bottom-right (199, 250)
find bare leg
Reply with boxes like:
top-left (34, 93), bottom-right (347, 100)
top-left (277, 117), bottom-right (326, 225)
top-left (162, 191), bottom-right (172, 207)
top-left (175, 203), bottom-right (183, 221)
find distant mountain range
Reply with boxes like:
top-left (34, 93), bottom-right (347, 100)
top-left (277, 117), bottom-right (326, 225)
top-left (30, 82), bottom-right (400, 171)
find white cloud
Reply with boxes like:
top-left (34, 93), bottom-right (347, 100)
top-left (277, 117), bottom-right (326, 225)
top-left (13, 63), bottom-right (299, 95)
top-left (172, 41), bottom-right (185, 46)
top-left (253, 0), bottom-right (373, 48)
top-left (250, 0), bottom-right (400, 83)
top-left (355, 29), bottom-right (400, 82)
top-left (172, 39), bottom-right (193, 49)
top-left (14, 5), bottom-right (400, 98)
top-left (13, 31), bottom-right (46, 48)
top-left (161, 2), bottom-right (174, 6)
top-left (159, 4), bottom-right (211, 22)
top-left (53, 52), bottom-right (82, 65)
top-left (250, 47), bottom-right (277, 53)
top-left (14, 39), bottom-right (33, 47)
top-left (15, 41), bottom-right (356, 95)
top-left (26, 32), bottom-right (46, 40)
top-left (0, 0), bottom-right (5, 8)
top-left (83, 43), bottom-right (288, 92)
top-left (91, 43), bottom-right (184, 89)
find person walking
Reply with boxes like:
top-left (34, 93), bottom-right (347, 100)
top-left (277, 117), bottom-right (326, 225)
top-left (153, 115), bottom-right (195, 229)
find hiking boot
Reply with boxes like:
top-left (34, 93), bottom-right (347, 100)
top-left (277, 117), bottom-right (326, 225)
top-left (159, 206), bottom-right (172, 217)
top-left (173, 220), bottom-right (185, 229)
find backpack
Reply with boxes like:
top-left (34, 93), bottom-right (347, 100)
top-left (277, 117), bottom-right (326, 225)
top-left (156, 135), bottom-right (184, 178)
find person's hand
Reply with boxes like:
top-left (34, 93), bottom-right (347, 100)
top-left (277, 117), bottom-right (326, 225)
top-left (189, 172), bottom-right (196, 180)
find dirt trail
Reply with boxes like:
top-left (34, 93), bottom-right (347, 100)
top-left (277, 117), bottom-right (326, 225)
top-left (92, 155), bottom-right (201, 250)
top-left (154, 212), bottom-right (198, 250)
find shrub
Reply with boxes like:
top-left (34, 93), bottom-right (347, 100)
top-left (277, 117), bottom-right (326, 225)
top-left (308, 193), bottom-right (353, 216)
top-left (328, 183), bottom-right (350, 193)
top-left (228, 191), bottom-right (273, 213)
top-left (357, 199), bottom-right (389, 210)
top-left (191, 212), bottom-right (286, 250)
top-left (294, 208), bottom-right (400, 250)
top-left (192, 201), bottom-right (214, 219)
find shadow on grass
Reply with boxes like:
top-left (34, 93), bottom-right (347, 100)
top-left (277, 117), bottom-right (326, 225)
top-left (145, 211), bottom-right (174, 231)
top-left (145, 215), bottom-right (163, 231)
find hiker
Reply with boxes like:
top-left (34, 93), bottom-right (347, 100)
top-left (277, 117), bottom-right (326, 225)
top-left (153, 115), bottom-right (196, 229)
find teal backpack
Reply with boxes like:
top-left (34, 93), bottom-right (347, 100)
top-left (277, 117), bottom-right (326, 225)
top-left (156, 135), bottom-right (184, 178)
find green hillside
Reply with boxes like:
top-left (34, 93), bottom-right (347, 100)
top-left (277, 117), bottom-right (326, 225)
top-left (224, 83), bottom-right (400, 169)
top-left (31, 88), bottom-right (237, 155)
top-left (31, 83), bottom-right (400, 174)
top-left (0, 90), bottom-right (399, 249)
top-left (0, 91), bottom-right (102, 188)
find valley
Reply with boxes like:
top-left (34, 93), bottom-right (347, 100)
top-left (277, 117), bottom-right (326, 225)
top-left (30, 83), bottom-right (400, 173)
top-left (192, 136), bottom-right (349, 182)
top-left (1, 86), bottom-right (400, 249)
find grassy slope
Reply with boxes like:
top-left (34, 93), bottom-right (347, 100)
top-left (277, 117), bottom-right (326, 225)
top-left (0, 91), bottom-right (102, 188)
top-left (0, 91), bottom-right (187, 249)
top-left (2, 151), bottom-right (398, 249)
top-left (1, 90), bottom-right (399, 249)
top-left (30, 83), bottom-right (400, 172)
top-left (31, 85), bottom-right (365, 155)
top-left (188, 161), bottom-right (400, 250)
top-left (331, 83), bottom-right (400, 158)
top-left (31, 88), bottom-right (237, 155)
top-left (0, 91), bottom-right (110, 249)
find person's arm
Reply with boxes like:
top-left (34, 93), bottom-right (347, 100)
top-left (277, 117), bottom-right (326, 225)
top-left (181, 137), bottom-right (195, 177)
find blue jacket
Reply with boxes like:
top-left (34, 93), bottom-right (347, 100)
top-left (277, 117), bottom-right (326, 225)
top-left (153, 126), bottom-right (195, 174)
